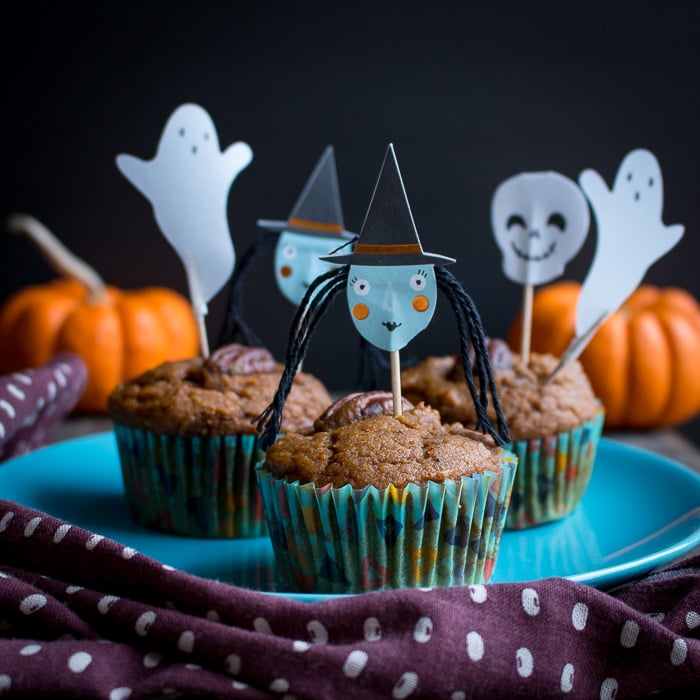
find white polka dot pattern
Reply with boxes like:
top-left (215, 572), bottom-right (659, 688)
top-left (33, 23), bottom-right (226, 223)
top-left (0, 501), bottom-right (699, 697)
top-left (68, 652), bottom-right (92, 673)
top-left (342, 650), bottom-right (368, 678)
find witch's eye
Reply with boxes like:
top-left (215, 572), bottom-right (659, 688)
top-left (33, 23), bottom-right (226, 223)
top-left (547, 212), bottom-right (566, 231)
top-left (410, 273), bottom-right (427, 291)
top-left (282, 244), bottom-right (297, 259)
top-left (352, 278), bottom-right (371, 296)
top-left (506, 214), bottom-right (526, 229)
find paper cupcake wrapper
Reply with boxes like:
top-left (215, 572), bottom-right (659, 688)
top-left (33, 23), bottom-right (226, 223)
top-left (113, 424), bottom-right (267, 538)
top-left (504, 407), bottom-right (605, 530)
top-left (256, 450), bottom-right (517, 594)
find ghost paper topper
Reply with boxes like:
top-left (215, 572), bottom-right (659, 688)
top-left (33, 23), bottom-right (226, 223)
top-left (218, 146), bottom-right (355, 348)
top-left (491, 171), bottom-right (590, 364)
top-left (116, 103), bottom-right (253, 356)
top-left (257, 144), bottom-right (510, 450)
top-left (546, 148), bottom-right (685, 380)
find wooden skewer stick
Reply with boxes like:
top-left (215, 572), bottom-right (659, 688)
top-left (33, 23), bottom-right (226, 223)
top-left (520, 283), bottom-right (534, 366)
top-left (390, 349), bottom-right (403, 417)
top-left (542, 312), bottom-right (608, 384)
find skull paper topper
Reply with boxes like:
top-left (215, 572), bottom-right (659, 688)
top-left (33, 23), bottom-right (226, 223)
top-left (321, 144), bottom-right (454, 351)
top-left (258, 146), bottom-right (355, 305)
top-left (491, 171), bottom-right (590, 286)
top-left (116, 103), bottom-right (252, 318)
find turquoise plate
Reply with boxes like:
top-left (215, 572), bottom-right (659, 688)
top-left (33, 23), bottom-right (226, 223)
top-left (1, 433), bottom-right (699, 600)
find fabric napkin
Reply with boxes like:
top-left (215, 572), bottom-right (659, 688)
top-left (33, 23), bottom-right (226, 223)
top-left (0, 354), bottom-right (87, 462)
top-left (0, 499), bottom-right (698, 699)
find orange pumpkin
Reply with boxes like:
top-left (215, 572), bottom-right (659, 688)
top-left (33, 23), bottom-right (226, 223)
top-left (508, 280), bottom-right (700, 429)
top-left (0, 215), bottom-right (199, 413)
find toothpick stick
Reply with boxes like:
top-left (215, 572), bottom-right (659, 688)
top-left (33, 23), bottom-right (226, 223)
top-left (390, 349), bottom-right (402, 417)
top-left (197, 315), bottom-right (210, 358)
top-left (542, 311), bottom-right (608, 384)
top-left (520, 283), bottom-right (534, 365)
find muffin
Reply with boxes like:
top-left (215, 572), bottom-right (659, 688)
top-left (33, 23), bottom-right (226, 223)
top-left (108, 343), bottom-right (332, 538)
top-left (401, 343), bottom-right (604, 529)
top-left (256, 391), bottom-right (517, 594)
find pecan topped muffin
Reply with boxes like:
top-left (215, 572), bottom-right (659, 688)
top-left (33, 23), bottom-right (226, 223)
top-left (401, 341), bottom-right (604, 529)
top-left (108, 343), bottom-right (332, 538)
top-left (108, 343), bottom-right (331, 436)
top-left (256, 391), bottom-right (518, 593)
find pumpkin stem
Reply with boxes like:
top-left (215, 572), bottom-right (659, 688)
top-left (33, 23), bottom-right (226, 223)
top-left (7, 213), bottom-right (107, 304)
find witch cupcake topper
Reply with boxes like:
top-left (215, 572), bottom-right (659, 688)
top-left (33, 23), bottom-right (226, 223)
top-left (218, 146), bottom-right (355, 347)
top-left (257, 144), bottom-right (510, 450)
top-left (116, 103), bottom-right (252, 357)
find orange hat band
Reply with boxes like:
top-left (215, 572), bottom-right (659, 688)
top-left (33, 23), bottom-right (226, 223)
top-left (287, 217), bottom-right (344, 233)
top-left (353, 243), bottom-right (422, 255)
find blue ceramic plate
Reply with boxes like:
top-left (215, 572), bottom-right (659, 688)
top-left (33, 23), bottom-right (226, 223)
top-left (1, 433), bottom-right (699, 601)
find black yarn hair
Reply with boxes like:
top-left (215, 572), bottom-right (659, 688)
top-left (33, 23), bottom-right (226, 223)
top-left (256, 266), bottom-right (349, 449)
top-left (256, 264), bottom-right (511, 450)
top-left (216, 230), bottom-right (280, 349)
top-left (435, 266), bottom-right (510, 445)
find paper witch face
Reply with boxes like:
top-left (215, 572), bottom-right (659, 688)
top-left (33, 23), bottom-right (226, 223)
top-left (322, 144), bottom-right (453, 352)
top-left (116, 103), bottom-right (252, 315)
top-left (491, 171), bottom-right (590, 286)
top-left (258, 146), bottom-right (354, 306)
top-left (274, 232), bottom-right (344, 305)
top-left (575, 148), bottom-right (684, 336)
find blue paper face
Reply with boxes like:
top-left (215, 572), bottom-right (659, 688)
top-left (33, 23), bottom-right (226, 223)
top-left (274, 232), bottom-right (342, 305)
top-left (346, 264), bottom-right (437, 351)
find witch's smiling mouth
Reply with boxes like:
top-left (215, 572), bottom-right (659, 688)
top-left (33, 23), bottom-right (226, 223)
top-left (511, 241), bottom-right (557, 262)
top-left (382, 321), bottom-right (402, 331)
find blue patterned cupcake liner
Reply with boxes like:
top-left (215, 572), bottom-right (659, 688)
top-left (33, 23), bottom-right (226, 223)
top-left (505, 406), bottom-right (605, 530)
top-left (256, 450), bottom-right (517, 594)
top-left (113, 424), bottom-right (267, 538)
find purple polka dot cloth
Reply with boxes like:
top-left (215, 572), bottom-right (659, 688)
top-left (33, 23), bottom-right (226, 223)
top-left (0, 354), bottom-right (87, 462)
top-left (0, 502), bottom-right (699, 698)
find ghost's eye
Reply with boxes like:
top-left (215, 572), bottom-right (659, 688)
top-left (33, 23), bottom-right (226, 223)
top-left (352, 278), bottom-right (371, 296)
top-left (547, 213), bottom-right (566, 231)
top-left (179, 128), bottom-right (185, 137)
top-left (506, 214), bottom-right (527, 230)
top-left (410, 273), bottom-right (427, 291)
top-left (649, 177), bottom-right (654, 187)
top-left (282, 244), bottom-right (297, 259)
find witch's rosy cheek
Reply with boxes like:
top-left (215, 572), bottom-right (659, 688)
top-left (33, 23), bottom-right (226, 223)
top-left (412, 295), bottom-right (429, 312)
top-left (352, 303), bottom-right (369, 320)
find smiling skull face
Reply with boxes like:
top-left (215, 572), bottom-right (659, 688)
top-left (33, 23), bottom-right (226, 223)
top-left (491, 171), bottom-right (590, 285)
top-left (346, 264), bottom-right (437, 352)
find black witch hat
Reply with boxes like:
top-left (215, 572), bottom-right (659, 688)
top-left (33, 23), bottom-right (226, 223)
top-left (320, 144), bottom-right (454, 267)
top-left (257, 145), bottom-right (355, 239)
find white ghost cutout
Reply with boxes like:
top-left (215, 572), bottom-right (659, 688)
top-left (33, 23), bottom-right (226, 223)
top-left (576, 148), bottom-right (684, 336)
top-left (491, 171), bottom-right (590, 286)
top-left (116, 103), bottom-right (252, 318)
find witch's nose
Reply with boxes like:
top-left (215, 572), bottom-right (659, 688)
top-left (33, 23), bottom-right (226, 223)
top-left (383, 281), bottom-right (400, 311)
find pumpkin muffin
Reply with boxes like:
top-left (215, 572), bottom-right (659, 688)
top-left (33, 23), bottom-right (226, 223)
top-left (401, 343), bottom-right (604, 530)
top-left (256, 391), bottom-right (517, 593)
top-left (108, 343), bottom-right (331, 538)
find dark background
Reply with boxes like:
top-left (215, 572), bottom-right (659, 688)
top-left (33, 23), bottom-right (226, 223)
top-left (2, 1), bottom-right (699, 444)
